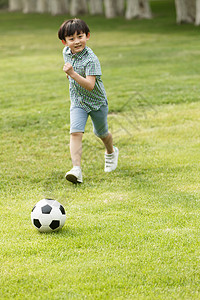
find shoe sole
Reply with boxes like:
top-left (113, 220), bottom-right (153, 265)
top-left (65, 174), bottom-right (82, 184)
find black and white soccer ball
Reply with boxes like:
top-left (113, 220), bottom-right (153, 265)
top-left (31, 199), bottom-right (66, 232)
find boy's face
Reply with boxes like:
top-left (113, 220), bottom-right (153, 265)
top-left (62, 31), bottom-right (90, 54)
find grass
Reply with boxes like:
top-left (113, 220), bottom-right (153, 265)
top-left (1, 1), bottom-right (200, 299)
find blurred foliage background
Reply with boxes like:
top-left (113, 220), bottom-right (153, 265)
top-left (0, 0), bottom-right (8, 8)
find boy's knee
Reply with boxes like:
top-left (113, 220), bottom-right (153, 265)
top-left (71, 132), bottom-right (83, 135)
top-left (70, 132), bottom-right (83, 138)
top-left (98, 132), bottom-right (110, 140)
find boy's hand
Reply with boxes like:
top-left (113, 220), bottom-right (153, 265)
top-left (63, 62), bottom-right (96, 91)
top-left (63, 63), bottom-right (74, 76)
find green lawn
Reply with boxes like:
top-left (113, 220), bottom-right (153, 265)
top-left (1, 1), bottom-right (200, 299)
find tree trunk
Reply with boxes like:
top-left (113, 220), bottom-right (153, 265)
top-left (125, 0), bottom-right (152, 20)
top-left (62, 0), bottom-right (70, 14)
top-left (70, 0), bottom-right (88, 16)
top-left (89, 0), bottom-right (103, 15)
top-left (175, 0), bottom-right (195, 24)
top-left (37, 0), bottom-right (49, 13)
top-left (116, 0), bottom-right (125, 16)
top-left (196, 0), bottom-right (200, 25)
top-left (22, 0), bottom-right (37, 13)
top-left (104, 0), bottom-right (117, 18)
top-left (9, 0), bottom-right (22, 11)
top-left (49, 0), bottom-right (70, 15)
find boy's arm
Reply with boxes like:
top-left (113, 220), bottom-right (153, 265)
top-left (63, 63), bottom-right (95, 91)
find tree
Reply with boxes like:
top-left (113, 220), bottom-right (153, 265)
top-left (175, 0), bottom-right (195, 24)
top-left (116, 0), bottom-right (125, 16)
top-left (9, 0), bottom-right (23, 11)
top-left (196, 0), bottom-right (200, 25)
top-left (175, 0), bottom-right (200, 25)
top-left (125, 0), bottom-right (152, 20)
top-left (49, 0), bottom-right (70, 15)
top-left (104, 0), bottom-right (125, 18)
top-left (62, 0), bottom-right (70, 14)
top-left (104, 0), bottom-right (116, 18)
top-left (36, 0), bottom-right (49, 13)
top-left (22, 0), bottom-right (37, 13)
top-left (7, 0), bottom-right (200, 26)
top-left (70, 0), bottom-right (88, 16)
top-left (89, 0), bottom-right (103, 15)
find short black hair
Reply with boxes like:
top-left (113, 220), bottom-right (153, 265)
top-left (58, 19), bottom-right (90, 40)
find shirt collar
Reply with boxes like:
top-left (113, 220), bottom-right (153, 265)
top-left (65, 46), bottom-right (88, 59)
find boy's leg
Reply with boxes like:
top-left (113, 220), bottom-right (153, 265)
top-left (90, 106), bottom-right (114, 153)
top-left (66, 132), bottom-right (83, 183)
top-left (70, 132), bottom-right (83, 167)
top-left (100, 132), bottom-right (114, 154)
top-left (90, 106), bottom-right (119, 172)
top-left (66, 107), bottom-right (88, 183)
top-left (101, 133), bottom-right (119, 172)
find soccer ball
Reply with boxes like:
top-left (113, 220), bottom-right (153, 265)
top-left (31, 199), bottom-right (66, 232)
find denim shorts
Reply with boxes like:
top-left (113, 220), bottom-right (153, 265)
top-left (70, 105), bottom-right (109, 138)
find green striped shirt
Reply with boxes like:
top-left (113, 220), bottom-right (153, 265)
top-left (63, 46), bottom-right (108, 113)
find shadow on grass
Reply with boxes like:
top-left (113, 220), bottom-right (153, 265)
top-left (36, 226), bottom-right (80, 237)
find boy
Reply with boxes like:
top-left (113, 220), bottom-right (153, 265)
top-left (58, 18), bottom-right (118, 184)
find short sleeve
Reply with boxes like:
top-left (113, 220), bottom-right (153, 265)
top-left (63, 46), bottom-right (69, 63)
top-left (85, 58), bottom-right (102, 76)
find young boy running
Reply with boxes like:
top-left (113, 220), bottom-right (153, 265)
top-left (58, 18), bottom-right (119, 184)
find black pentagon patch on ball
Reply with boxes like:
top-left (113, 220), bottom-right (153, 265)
top-left (42, 204), bottom-right (52, 214)
top-left (49, 220), bottom-right (60, 230)
top-left (59, 205), bottom-right (65, 215)
top-left (33, 219), bottom-right (42, 228)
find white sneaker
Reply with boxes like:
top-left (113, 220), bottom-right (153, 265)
top-left (65, 166), bottom-right (83, 184)
top-left (104, 146), bottom-right (119, 172)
